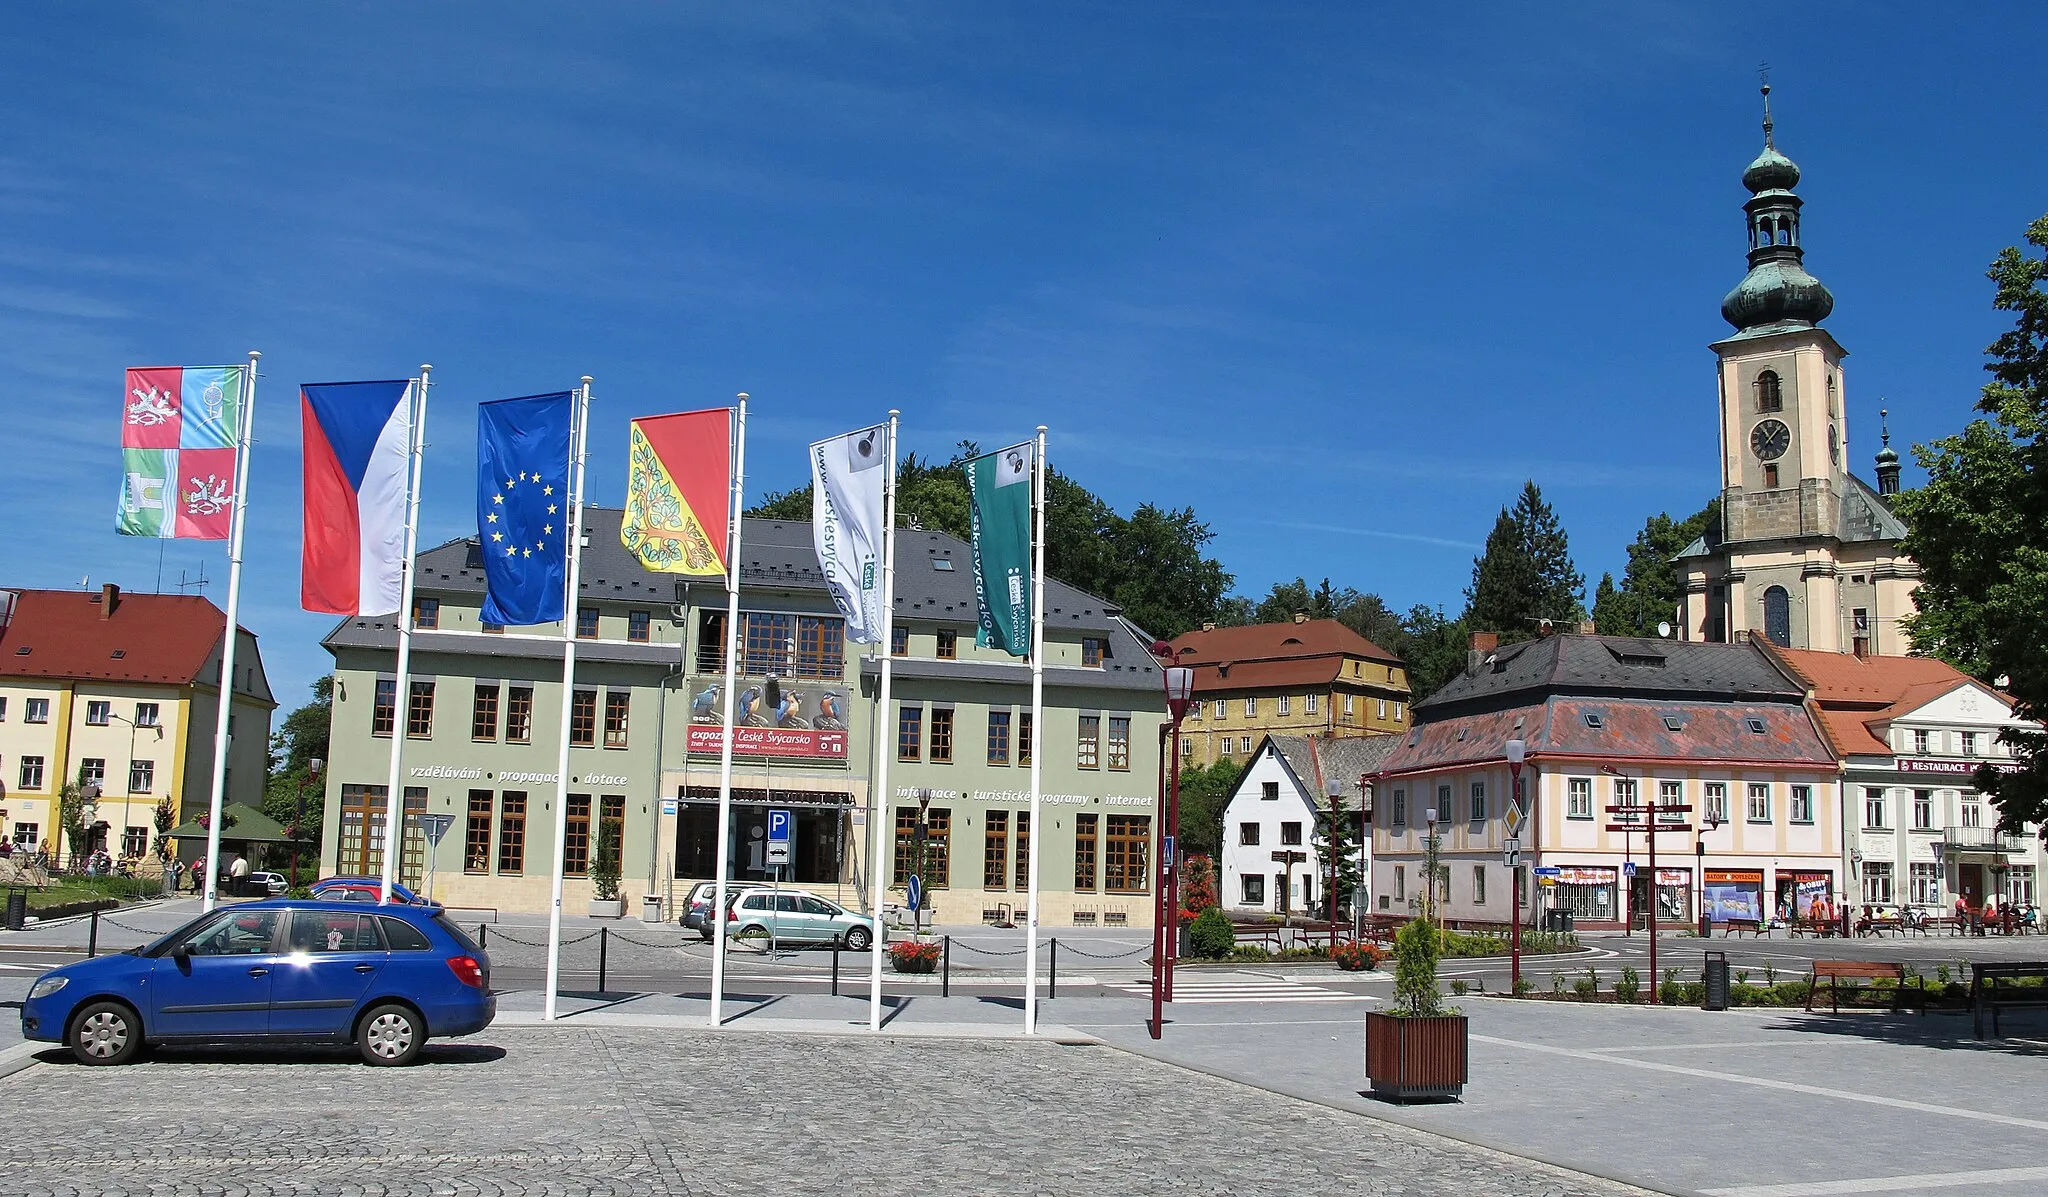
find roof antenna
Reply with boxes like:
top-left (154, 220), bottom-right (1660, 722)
top-left (1759, 62), bottom-right (1775, 148)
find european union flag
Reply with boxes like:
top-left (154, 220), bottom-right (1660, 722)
top-left (478, 392), bottom-right (573, 626)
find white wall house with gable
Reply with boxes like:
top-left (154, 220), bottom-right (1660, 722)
top-left (1219, 740), bottom-right (1324, 915)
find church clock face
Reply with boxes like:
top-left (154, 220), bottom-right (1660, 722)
top-left (1750, 418), bottom-right (1790, 461)
top-left (1829, 422), bottom-right (1840, 465)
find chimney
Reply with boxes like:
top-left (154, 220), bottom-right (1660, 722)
top-left (100, 583), bottom-right (120, 619)
top-left (1293, 612), bottom-right (1309, 624)
top-left (1467, 630), bottom-right (1499, 676)
top-left (1735, 629), bottom-right (1751, 643)
top-left (1578, 619), bottom-right (1597, 635)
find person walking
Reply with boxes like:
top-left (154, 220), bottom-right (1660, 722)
top-left (229, 853), bottom-right (250, 898)
top-left (190, 858), bottom-right (206, 895)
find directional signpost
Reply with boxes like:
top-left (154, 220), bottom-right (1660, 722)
top-left (1606, 799), bottom-right (1691, 1003)
top-left (418, 813), bottom-right (454, 905)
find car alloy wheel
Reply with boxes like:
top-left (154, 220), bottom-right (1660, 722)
top-left (842, 926), bottom-right (872, 952)
top-left (70, 1002), bottom-right (141, 1066)
top-left (358, 1004), bottom-right (423, 1066)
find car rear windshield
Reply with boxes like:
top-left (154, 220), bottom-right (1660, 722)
top-left (435, 914), bottom-right (483, 955)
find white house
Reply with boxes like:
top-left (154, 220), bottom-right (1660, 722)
top-left (1219, 734), bottom-right (1391, 918)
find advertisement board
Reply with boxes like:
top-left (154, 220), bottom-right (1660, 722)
top-left (686, 725), bottom-right (848, 759)
top-left (1704, 869), bottom-right (1764, 923)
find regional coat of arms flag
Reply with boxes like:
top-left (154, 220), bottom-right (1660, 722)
top-left (621, 408), bottom-right (733, 577)
top-left (117, 365), bottom-right (245, 539)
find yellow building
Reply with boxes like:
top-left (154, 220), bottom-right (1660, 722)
top-left (1168, 616), bottom-right (1409, 769)
top-left (0, 586), bottom-right (273, 863)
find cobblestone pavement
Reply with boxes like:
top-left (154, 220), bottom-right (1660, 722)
top-left (2, 1026), bottom-right (1652, 1196)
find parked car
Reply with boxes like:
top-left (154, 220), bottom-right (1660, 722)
top-left (309, 876), bottom-right (429, 905)
top-left (724, 888), bottom-right (879, 950)
top-left (20, 899), bottom-right (493, 1066)
top-left (245, 871), bottom-right (289, 897)
top-left (678, 880), bottom-right (772, 939)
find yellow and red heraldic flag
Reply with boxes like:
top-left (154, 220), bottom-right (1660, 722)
top-left (621, 408), bottom-right (733, 576)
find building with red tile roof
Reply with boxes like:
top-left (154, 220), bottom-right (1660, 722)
top-left (0, 585), bottom-right (274, 865)
top-left (1168, 617), bottom-right (1409, 767)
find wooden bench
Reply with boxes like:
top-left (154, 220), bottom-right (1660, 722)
top-left (1805, 960), bottom-right (1924, 1014)
top-left (1971, 961), bottom-right (2048, 1038)
top-left (1718, 918), bottom-right (1766, 938)
top-left (1230, 924), bottom-right (1283, 953)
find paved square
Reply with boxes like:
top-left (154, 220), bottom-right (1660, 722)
top-left (1, 1025), bottom-right (1650, 1196)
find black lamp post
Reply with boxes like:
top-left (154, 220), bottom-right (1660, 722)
top-left (1325, 777), bottom-right (1345, 946)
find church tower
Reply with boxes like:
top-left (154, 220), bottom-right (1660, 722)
top-left (1677, 85), bottom-right (1917, 654)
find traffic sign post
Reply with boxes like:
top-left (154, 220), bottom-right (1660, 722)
top-left (418, 814), bottom-right (454, 905)
top-left (765, 808), bottom-right (792, 867)
top-left (1602, 797), bottom-right (1694, 1003)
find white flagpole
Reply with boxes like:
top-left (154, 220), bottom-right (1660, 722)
top-left (379, 366), bottom-right (431, 905)
top-left (709, 395), bottom-right (748, 1026)
top-left (867, 410), bottom-right (901, 1031)
top-left (543, 378), bottom-right (593, 1023)
top-left (199, 350), bottom-right (258, 914)
top-left (1023, 425), bottom-right (1048, 1034)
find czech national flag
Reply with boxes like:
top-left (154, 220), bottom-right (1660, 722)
top-left (301, 380), bottom-right (416, 616)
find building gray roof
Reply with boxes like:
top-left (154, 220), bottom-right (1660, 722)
top-left (1262, 733), bottom-right (1399, 812)
top-left (1416, 634), bottom-right (1807, 717)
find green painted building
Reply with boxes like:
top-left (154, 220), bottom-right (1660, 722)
top-left (319, 513), bottom-right (1168, 924)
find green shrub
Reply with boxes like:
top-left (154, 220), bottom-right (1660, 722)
top-left (1450, 979), bottom-right (1469, 996)
top-left (1659, 968), bottom-right (1682, 1005)
top-left (1574, 967), bottom-right (1599, 1000)
top-left (1616, 966), bottom-right (1641, 1003)
top-left (1187, 908), bottom-right (1236, 959)
top-left (1512, 976), bottom-right (1534, 997)
top-left (1229, 944), bottom-right (1272, 961)
top-left (1391, 917), bottom-right (1444, 1016)
top-left (1551, 972), bottom-right (1567, 996)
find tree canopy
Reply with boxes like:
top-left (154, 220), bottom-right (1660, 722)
top-left (1592, 499), bottom-right (1720, 638)
top-left (1465, 481), bottom-right (1585, 640)
top-left (1896, 213), bottom-right (2048, 834)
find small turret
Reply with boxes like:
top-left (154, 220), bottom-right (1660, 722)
top-left (1876, 407), bottom-right (1901, 497)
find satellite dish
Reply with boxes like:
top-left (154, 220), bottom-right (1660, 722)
top-left (1656, 621), bottom-right (1673, 639)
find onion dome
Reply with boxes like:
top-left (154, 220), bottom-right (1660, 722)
top-left (1743, 145), bottom-right (1801, 194)
top-left (1721, 83), bottom-right (1833, 333)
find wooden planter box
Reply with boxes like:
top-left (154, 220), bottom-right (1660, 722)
top-left (1364, 1011), bottom-right (1468, 1101)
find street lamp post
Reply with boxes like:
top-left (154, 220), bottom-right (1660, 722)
top-left (1325, 778), bottom-right (1345, 949)
top-left (1505, 737), bottom-right (1526, 995)
top-left (1695, 814), bottom-right (1723, 938)
top-left (1150, 655), bottom-right (1194, 1039)
top-left (292, 758), bottom-right (322, 888)
top-left (1422, 807), bottom-right (1440, 930)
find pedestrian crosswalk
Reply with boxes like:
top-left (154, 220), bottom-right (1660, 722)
top-left (1110, 975), bottom-right (1373, 1004)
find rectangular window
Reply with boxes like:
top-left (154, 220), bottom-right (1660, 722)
top-left (1104, 815), bottom-right (1151, 893)
top-left (79, 758), bottom-right (105, 789)
top-left (1018, 711), bottom-right (1032, 765)
top-left (11, 822), bottom-right (36, 847)
top-left (414, 596), bottom-right (440, 630)
top-left (1469, 781), bottom-right (1486, 822)
top-left (1962, 801), bottom-right (1983, 828)
top-left (25, 697), bottom-right (50, 723)
top-left (891, 626), bottom-right (908, 657)
top-left (1747, 783), bottom-right (1771, 823)
top-left (1391, 788), bottom-right (1407, 827)
top-left (0, 697), bottom-right (7, 720)
top-left (18, 756), bottom-right (44, 790)
top-left (1073, 813), bottom-right (1098, 891)
top-left (1081, 638), bottom-right (1105, 667)
top-left (603, 691), bottom-right (630, 748)
top-left (1437, 783), bottom-right (1455, 824)
top-left (937, 628), bottom-right (957, 660)
top-left (1244, 697), bottom-right (1257, 717)
top-left (1861, 862), bottom-right (1894, 905)
top-left (1910, 862), bottom-right (1941, 905)
top-left (987, 711), bottom-right (1011, 764)
top-left (1611, 778), bottom-right (1638, 820)
top-left (1913, 790), bottom-right (1934, 830)
top-left (1241, 874), bottom-right (1265, 905)
top-left (372, 679), bottom-right (397, 737)
top-left (1180, 736), bottom-right (1192, 757)
top-left (1262, 781), bottom-right (1280, 801)
top-left (135, 701), bottom-right (160, 727)
top-left (128, 759), bottom-right (154, 793)
top-left (1704, 782), bottom-right (1728, 825)
top-left (1241, 735), bottom-right (1252, 754)
top-left (892, 807), bottom-right (950, 887)
top-left (1014, 811), bottom-right (1031, 892)
top-left (570, 689), bottom-right (597, 747)
top-left (1077, 714), bottom-right (1100, 769)
top-left (472, 684), bottom-right (500, 741)
top-left (2011, 865), bottom-right (2036, 906)
top-left (86, 700), bottom-right (111, 726)
top-left (1568, 777), bottom-right (1593, 819)
top-left (984, 810), bottom-right (1009, 889)
top-left (1214, 700), bottom-right (1226, 719)
top-left (1657, 780), bottom-right (1683, 820)
top-left (898, 705), bottom-right (922, 761)
top-left (1912, 729), bottom-right (1929, 755)
top-left (1277, 695), bottom-right (1291, 716)
top-left (403, 680), bottom-right (435, 738)
top-left (1395, 864), bottom-right (1407, 903)
top-left (1864, 788), bottom-right (1887, 829)
top-left (577, 607), bottom-right (600, 639)
top-left (1239, 822), bottom-right (1261, 846)
top-left (123, 825), bottom-right (149, 857)
top-left (482, 621), bottom-right (503, 634)
top-left (1344, 695), bottom-right (1355, 716)
top-left (465, 790), bottom-right (493, 874)
top-left (1473, 865), bottom-right (1487, 905)
top-left (1790, 785), bottom-right (1813, 824)
top-left (1280, 821), bottom-right (1302, 846)
top-left (1962, 731), bottom-right (1979, 757)
top-left (628, 610), bottom-right (651, 643)
top-left (564, 794), bottom-right (591, 876)
top-left (1378, 700), bottom-right (1389, 720)
top-left (497, 791), bottom-right (527, 874)
top-left (506, 686), bottom-right (533, 744)
top-left (1305, 693), bottom-right (1319, 715)
top-left (930, 707), bottom-right (953, 763)
top-left (1107, 716), bottom-right (1130, 770)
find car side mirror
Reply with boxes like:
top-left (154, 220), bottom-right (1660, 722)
top-left (171, 942), bottom-right (191, 961)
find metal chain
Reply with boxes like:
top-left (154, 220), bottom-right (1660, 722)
top-left (1055, 941), bottom-right (1151, 960)
top-left (949, 941), bottom-right (1029, 957)
top-left (606, 932), bottom-right (700, 949)
top-left (485, 929), bottom-right (601, 947)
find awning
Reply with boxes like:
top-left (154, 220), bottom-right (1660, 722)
top-left (167, 802), bottom-right (296, 843)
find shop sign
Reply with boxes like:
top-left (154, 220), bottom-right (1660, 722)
top-left (1704, 870), bottom-right (1763, 884)
top-left (1552, 865), bottom-right (1614, 885)
top-left (410, 765), bottom-right (485, 780)
top-left (1654, 869), bottom-right (1689, 886)
top-left (1899, 757), bottom-right (2021, 776)
top-left (579, 774), bottom-right (631, 787)
top-left (687, 726), bottom-right (847, 759)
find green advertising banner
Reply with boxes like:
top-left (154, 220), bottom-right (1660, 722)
top-left (967, 442), bottom-right (1035, 656)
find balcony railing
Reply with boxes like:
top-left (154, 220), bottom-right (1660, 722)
top-left (1942, 825), bottom-right (2027, 852)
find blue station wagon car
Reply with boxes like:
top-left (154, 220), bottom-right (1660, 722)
top-left (21, 900), bottom-right (494, 1066)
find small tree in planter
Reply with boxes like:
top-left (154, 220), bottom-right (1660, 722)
top-left (1187, 907), bottom-right (1236, 959)
top-left (587, 818), bottom-right (623, 917)
top-left (1365, 916), bottom-right (1469, 1101)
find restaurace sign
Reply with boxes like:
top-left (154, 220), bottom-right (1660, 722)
top-left (1897, 758), bottom-right (2021, 777)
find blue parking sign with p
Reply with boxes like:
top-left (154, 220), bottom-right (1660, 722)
top-left (768, 809), bottom-right (792, 844)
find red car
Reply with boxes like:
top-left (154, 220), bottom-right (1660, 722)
top-left (308, 876), bottom-right (431, 905)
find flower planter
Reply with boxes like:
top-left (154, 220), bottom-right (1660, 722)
top-left (1364, 1010), bottom-right (1468, 1101)
top-left (587, 898), bottom-right (624, 919)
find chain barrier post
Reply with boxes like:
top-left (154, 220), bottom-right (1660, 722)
top-left (1050, 937), bottom-right (1057, 1000)
top-left (88, 908), bottom-right (100, 958)
top-left (598, 926), bottom-right (609, 994)
top-left (478, 923), bottom-right (487, 949)
top-left (832, 941), bottom-right (840, 996)
top-left (942, 935), bottom-right (951, 997)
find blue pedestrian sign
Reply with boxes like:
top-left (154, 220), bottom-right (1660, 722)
top-left (1162, 835), bottom-right (1176, 869)
top-left (766, 808), bottom-right (792, 867)
top-left (1623, 861), bottom-right (1638, 878)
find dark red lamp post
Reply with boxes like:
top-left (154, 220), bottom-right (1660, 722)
top-left (1150, 644), bottom-right (1195, 1039)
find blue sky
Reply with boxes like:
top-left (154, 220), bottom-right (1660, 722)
top-left (7, 3), bottom-right (2048, 711)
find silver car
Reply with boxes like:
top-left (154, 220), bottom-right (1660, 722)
top-left (724, 889), bottom-right (879, 951)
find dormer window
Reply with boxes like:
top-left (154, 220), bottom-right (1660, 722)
top-left (1755, 369), bottom-right (1783, 413)
top-left (1745, 717), bottom-right (1768, 734)
top-left (1583, 712), bottom-right (1605, 730)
